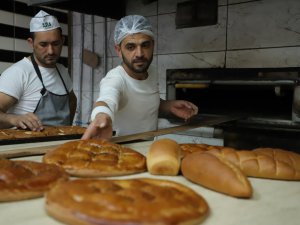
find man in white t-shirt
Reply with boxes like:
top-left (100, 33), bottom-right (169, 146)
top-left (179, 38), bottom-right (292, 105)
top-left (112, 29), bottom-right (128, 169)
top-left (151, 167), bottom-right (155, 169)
top-left (82, 15), bottom-right (198, 140)
top-left (0, 10), bottom-right (77, 131)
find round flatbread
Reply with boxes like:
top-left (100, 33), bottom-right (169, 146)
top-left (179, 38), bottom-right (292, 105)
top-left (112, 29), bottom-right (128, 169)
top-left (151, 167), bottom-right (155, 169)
top-left (0, 158), bottom-right (69, 202)
top-left (45, 178), bottom-right (209, 225)
top-left (43, 140), bottom-right (147, 177)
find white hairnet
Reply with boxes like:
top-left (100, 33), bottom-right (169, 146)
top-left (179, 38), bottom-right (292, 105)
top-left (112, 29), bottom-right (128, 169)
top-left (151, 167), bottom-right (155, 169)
top-left (114, 15), bottom-right (154, 45)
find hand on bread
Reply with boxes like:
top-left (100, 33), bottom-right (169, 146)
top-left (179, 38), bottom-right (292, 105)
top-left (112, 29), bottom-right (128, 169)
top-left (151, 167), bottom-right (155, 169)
top-left (81, 113), bottom-right (113, 140)
top-left (9, 112), bottom-right (44, 131)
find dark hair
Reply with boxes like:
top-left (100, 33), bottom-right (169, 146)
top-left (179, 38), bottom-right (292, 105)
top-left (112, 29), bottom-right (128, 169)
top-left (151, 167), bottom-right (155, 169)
top-left (29, 27), bottom-right (63, 40)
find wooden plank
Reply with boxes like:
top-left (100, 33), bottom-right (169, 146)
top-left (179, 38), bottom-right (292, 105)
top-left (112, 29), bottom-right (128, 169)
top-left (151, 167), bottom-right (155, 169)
top-left (110, 115), bottom-right (240, 143)
top-left (0, 145), bottom-right (58, 159)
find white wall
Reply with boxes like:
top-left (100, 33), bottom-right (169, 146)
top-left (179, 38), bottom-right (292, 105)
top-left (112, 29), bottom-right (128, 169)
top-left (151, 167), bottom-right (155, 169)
top-left (0, 1), bottom-right (70, 83)
top-left (71, 0), bottom-right (300, 126)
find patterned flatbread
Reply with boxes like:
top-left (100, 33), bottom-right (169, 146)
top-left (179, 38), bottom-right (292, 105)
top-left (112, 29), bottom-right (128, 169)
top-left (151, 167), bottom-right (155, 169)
top-left (0, 158), bottom-right (69, 202)
top-left (45, 178), bottom-right (209, 225)
top-left (43, 139), bottom-right (147, 177)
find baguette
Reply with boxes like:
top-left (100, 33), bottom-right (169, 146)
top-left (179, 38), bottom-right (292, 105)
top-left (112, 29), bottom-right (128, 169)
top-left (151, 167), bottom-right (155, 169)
top-left (147, 138), bottom-right (181, 176)
top-left (207, 147), bottom-right (300, 180)
top-left (180, 143), bottom-right (300, 180)
top-left (181, 151), bottom-right (252, 198)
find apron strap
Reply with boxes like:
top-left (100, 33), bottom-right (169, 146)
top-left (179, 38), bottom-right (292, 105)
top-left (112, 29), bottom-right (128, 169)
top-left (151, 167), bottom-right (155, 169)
top-left (31, 54), bottom-right (47, 95)
top-left (30, 55), bottom-right (69, 95)
top-left (55, 65), bottom-right (69, 93)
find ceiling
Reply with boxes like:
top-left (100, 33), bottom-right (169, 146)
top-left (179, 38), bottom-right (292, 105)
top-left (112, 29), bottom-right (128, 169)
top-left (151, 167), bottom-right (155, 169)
top-left (24, 0), bottom-right (126, 19)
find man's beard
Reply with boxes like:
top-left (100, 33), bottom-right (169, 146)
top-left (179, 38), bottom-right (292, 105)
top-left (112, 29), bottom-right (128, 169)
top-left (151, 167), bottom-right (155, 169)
top-left (122, 53), bottom-right (153, 74)
top-left (33, 48), bottom-right (59, 67)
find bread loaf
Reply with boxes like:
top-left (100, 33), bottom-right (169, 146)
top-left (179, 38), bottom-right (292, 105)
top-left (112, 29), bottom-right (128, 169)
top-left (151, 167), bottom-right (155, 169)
top-left (181, 151), bottom-right (253, 198)
top-left (179, 143), bottom-right (210, 158)
top-left (253, 147), bottom-right (300, 171)
top-left (207, 147), bottom-right (300, 180)
top-left (180, 143), bottom-right (300, 180)
top-left (147, 138), bottom-right (181, 176)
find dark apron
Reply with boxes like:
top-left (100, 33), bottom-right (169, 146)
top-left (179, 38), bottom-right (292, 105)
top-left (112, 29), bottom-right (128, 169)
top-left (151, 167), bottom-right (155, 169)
top-left (31, 55), bottom-right (71, 126)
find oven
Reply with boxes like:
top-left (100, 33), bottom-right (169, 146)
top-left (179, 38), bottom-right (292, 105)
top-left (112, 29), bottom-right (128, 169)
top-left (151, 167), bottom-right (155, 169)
top-left (166, 68), bottom-right (300, 153)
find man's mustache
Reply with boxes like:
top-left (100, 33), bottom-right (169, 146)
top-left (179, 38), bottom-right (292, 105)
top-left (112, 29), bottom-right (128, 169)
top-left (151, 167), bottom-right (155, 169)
top-left (132, 58), bottom-right (147, 63)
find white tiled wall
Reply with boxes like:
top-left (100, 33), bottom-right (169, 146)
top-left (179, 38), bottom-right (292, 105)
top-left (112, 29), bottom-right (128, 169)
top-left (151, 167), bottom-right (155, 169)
top-left (0, 3), bottom-right (69, 73)
top-left (72, 0), bottom-right (300, 138)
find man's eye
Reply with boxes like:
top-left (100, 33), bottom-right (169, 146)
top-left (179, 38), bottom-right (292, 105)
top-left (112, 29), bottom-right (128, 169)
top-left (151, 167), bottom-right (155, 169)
top-left (126, 45), bottom-right (135, 51)
top-left (40, 43), bottom-right (48, 47)
top-left (52, 42), bottom-right (61, 47)
top-left (142, 42), bottom-right (151, 48)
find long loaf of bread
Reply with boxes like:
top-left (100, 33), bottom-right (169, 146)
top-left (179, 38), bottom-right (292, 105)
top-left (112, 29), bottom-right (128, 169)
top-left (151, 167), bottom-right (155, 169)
top-left (181, 151), bottom-right (253, 198)
top-left (205, 147), bottom-right (300, 180)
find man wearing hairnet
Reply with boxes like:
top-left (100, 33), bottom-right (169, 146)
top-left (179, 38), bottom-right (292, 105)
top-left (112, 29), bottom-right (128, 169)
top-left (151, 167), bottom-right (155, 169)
top-left (82, 15), bottom-right (198, 140)
top-left (0, 10), bottom-right (77, 131)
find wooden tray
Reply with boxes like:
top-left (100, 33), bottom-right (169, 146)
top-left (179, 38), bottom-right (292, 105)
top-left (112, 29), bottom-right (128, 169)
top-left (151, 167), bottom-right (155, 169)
top-left (0, 134), bottom-right (82, 145)
top-left (0, 126), bottom-right (85, 145)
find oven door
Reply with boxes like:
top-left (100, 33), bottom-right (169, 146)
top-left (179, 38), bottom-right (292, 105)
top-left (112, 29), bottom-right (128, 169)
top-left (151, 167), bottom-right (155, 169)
top-left (166, 68), bottom-right (300, 152)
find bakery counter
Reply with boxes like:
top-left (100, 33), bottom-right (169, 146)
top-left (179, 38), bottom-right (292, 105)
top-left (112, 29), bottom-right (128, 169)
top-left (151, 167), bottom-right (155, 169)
top-left (0, 141), bottom-right (299, 225)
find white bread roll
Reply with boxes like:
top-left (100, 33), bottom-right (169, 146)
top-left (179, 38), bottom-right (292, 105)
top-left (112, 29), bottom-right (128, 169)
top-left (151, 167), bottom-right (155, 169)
top-left (147, 138), bottom-right (181, 176)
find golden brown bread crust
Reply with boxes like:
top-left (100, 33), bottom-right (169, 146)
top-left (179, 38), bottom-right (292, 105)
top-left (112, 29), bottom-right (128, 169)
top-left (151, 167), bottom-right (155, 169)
top-left (181, 151), bottom-right (252, 198)
top-left (45, 178), bottom-right (209, 225)
top-left (179, 143), bottom-right (210, 159)
top-left (0, 126), bottom-right (86, 140)
top-left (0, 130), bottom-right (14, 140)
top-left (43, 139), bottom-right (147, 177)
top-left (147, 138), bottom-right (181, 176)
top-left (179, 143), bottom-right (237, 159)
top-left (54, 125), bottom-right (87, 136)
top-left (207, 148), bottom-right (300, 180)
top-left (0, 158), bottom-right (69, 202)
top-left (252, 147), bottom-right (300, 171)
top-left (180, 143), bottom-right (300, 180)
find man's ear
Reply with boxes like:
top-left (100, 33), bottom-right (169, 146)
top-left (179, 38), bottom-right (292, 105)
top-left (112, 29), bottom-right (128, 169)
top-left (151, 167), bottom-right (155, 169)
top-left (114, 45), bottom-right (122, 58)
top-left (27, 38), bottom-right (33, 49)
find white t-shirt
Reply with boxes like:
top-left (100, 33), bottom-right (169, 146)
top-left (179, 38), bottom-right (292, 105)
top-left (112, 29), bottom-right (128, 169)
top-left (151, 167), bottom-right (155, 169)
top-left (96, 65), bottom-right (160, 136)
top-left (0, 57), bottom-right (73, 115)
